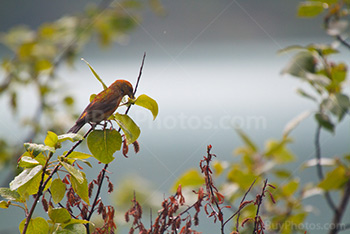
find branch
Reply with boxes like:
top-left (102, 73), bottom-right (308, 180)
top-left (315, 125), bottom-right (337, 212)
top-left (222, 179), bottom-right (256, 231)
top-left (253, 179), bottom-right (268, 234)
top-left (336, 35), bottom-right (350, 50)
top-left (330, 179), bottom-right (350, 234)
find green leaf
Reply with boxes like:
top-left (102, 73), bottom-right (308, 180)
top-left (0, 188), bottom-right (22, 202)
top-left (315, 113), bottom-right (334, 133)
top-left (318, 166), bottom-right (348, 190)
top-left (66, 151), bottom-right (92, 160)
top-left (66, 152), bottom-right (92, 167)
top-left (81, 58), bottom-right (107, 90)
top-left (58, 133), bottom-right (84, 143)
top-left (0, 200), bottom-right (10, 208)
top-left (307, 43), bottom-right (339, 56)
top-left (58, 223), bottom-right (88, 233)
top-left (44, 131), bottom-right (58, 148)
top-left (113, 114), bottom-right (140, 144)
top-left (19, 217), bottom-right (49, 234)
top-left (18, 156), bottom-right (40, 168)
top-left (172, 169), bottom-right (204, 191)
top-left (235, 128), bottom-right (258, 153)
top-left (70, 171), bottom-right (89, 205)
top-left (264, 139), bottom-right (295, 163)
top-left (297, 2), bottom-right (325, 18)
top-left (16, 170), bottom-right (51, 198)
top-left (134, 94), bottom-right (159, 120)
top-left (60, 161), bottom-right (84, 184)
top-left (60, 219), bottom-right (90, 230)
top-left (281, 51), bottom-right (316, 79)
top-left (51, 178), bottom-right (66, 204)
top-left (227, 167), bottom-right (257, 190)
top-left (48, 207), bottom-right (72, 224)
top-left (273, 169), bottom-right (292, 179)
top-left (278, 45), bottom-right (306, 54)
top-left (282, 179), bottom-right (299, 196)
top-left (329, 63), bottom-right (347, 91)
top-left (10, 165), bottom-right (43, 191)
top-left (87, 129), bottom-right (121, 164)
top-left (296, 88), bottom-right (317, 102)
top-left (24, 143), bottom-right (55, 157)
top-left (327, 94), bottom-right (350, 121)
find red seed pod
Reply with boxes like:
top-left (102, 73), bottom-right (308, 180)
top-left (123, 140), bottom-right (129, 158)
top-left (42, 198), bottom-right (49, 212)
top-left (133, 140), bottom-right (140, 154)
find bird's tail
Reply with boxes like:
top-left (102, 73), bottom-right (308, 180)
top-left (67, 121), bottom-right (85, 133)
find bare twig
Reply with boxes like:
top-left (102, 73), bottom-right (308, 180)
top-left (330, 179), bottom-right (350, 234)
top-left (252, 179), bottom-right (268, 234)
top-left (315, 125), bottom-right (337, 212)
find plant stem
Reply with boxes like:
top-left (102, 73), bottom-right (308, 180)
top-left (315, 125), bottom-right (337, 212)
top-left (329, 179), bottom-right (350, 234)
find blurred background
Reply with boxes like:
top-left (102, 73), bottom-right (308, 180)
top-left (0, 0), bottom-right (349, 233)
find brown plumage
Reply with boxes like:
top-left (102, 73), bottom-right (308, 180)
top-left (68, 80), bottom-right (134, 133)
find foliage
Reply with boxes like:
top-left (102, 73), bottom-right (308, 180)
top-left (0, 0), bottom-right (162, 179)
top-left (0, 59), bottom-right (159, 234)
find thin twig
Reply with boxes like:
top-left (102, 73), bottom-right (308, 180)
top-left (336, 35), bottom-right (350, 50)
top-left (253, 179), bottom-right (268, 234)
top-left (223, 179), bottom-right (256, 229)
top-left (330, 179), bottom-right (350, 234)
top-left (315, 125), bottom-right (337, 212)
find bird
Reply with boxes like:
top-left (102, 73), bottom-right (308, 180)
top-left (68, 79), bottom-right (134, 133)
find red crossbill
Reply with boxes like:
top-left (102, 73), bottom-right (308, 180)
top-left (68, 79), bottom-right (134, 133)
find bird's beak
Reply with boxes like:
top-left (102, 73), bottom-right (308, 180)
top-left (129, 93), bottom-right (135, 100)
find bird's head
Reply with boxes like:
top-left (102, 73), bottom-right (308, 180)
top-left (117, 80), bottom-right (135, 99)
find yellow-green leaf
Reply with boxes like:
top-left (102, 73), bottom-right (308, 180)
top-left (297, 2), bottom-right (325, 18)
top-left (282, 179), bottom-right (299, 197)
top-left (66, 151), bottom-right (92, 160)
top-left (172, 169), bottom-right (204, 191)
top-left (10, 165), bottom-right (43, 191)
top-left (51, 179), bottom-right (66, 204)
top-left (113, 113), bottom-right (140, 145)
top-left (18, 156), bottom-right (40, 168)
top-left (235, 128), bottom-right (257, 153)
top-left (318, 166), bottom-right (348, 190)
top-left (58, 133), bottom-right (84, 143)
top-left (60, 161), bottom-right (84, 184)
top-left (0, 188), bottom-right (22, 202)
top-left (48, 207), bottom-right (71, 224)
top-left (0, 200), bottom-right (10, 209)
top-left (24, 143), bottom-right (55, 157)
top-left (19, 217), bottom-right (49, 234)
top-left (70, 171), bottom-right (89, 205)
top-left (87, 129), bottom-right (122, 164)
top-left (44, 131), bottom-right (58, 148)
top-left (264, 139), bottom-right (295, 163)
top-left (134, 94), bottom-right (159, 120)
top-left (81, 58), bottom-right (107, 90)
top-left (227, 167), bottom-right (257, 190)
